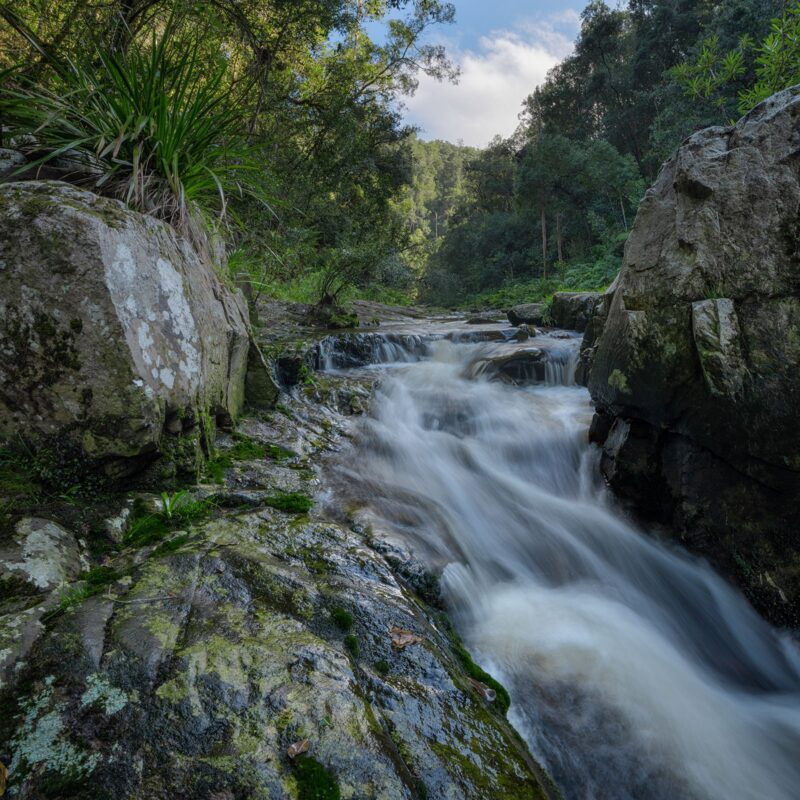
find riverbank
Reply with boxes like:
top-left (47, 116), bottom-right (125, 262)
top-left (0, 301), bottom-right (557, 800)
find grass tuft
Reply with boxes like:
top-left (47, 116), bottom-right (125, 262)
top-left (266, 492), bottom-right (313, 514)
top-left (330, 606), bottom-right (353, 631)
top-left (1, 18), bottom-right (271, 243)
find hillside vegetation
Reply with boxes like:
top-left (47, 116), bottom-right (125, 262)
top-left (1, 0), bottom-right (799, 309)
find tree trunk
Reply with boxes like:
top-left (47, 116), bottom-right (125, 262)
top-left (541, 206), bottom-right (548, 280)
top-left (556, 212), bottom-right (563, 263)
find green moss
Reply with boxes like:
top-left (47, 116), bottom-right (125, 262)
top-left (0, 441), bottom-right (107, 502)
top-left (124, 493), bottom-right (213, 548)
top-left (439, 615), bottom-right (511, 714)
top-left (205, 455), bottom-right (230, 483)
top-left (41, 564), bottom-right (126, 623)
top-left (152, 533), bottom-right (192, 557)
top-left (297, 544), bottom-right (328, 575)
top-left (330, 606), bottom-right (353, 631)
top-left (265, 443), bottom-right (295, 460)
top-left (607, 368), bottom-right (630, 393)
top-left (266, 492), bottom-right (313, 514)
top-left (229, 432), bottom-right (267, 460)
top-left (41, 585), bottom-right (95, 623)
top-left (0, 449), bottom-right (41, 500)
top-left (374, 659), bottom-right (390, 677)
top-left (293, 756), bottom-right (341, 800)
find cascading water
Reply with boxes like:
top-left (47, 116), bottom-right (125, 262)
top-left (330, 330), bottom-right (800, 800)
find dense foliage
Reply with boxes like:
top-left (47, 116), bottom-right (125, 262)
top-left (2, 0), bottom-right (799, 308)
top-left (0, 0), bottom-right (457, 301)
top-left (421, 0), bottom-right (796, 306)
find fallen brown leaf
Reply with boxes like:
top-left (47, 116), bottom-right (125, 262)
top-left (0, 760), bottom-right (7, 796)
top-left (390, 626), bottom-right (422, 650)
top-left (468, 677), bottom-right (497, 702)
top-left (287, 739), bottom-right (310, 759)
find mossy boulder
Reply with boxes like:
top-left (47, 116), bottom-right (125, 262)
top-left (0, 181), bottom-right (257, 476)
top-left (585, 86), bottom-right (800, 625)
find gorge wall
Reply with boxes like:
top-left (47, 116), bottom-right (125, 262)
top-left (584, 86), bottom-right (800, 626)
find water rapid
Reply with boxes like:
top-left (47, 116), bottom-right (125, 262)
top-left (331, 332), bottom-right (800, 800)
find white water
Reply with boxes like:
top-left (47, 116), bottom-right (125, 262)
top-left (332, 333), bottom-right (800, 800)
top-left (330, 332), bottom-right (800, 800)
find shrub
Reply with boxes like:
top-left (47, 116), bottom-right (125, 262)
top-left (330, 606), bottom-right (354, 631)
top-left (1, 20), bottom-right (269, 245)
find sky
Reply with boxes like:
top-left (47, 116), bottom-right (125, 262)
top-left (395, 1), bottom-right (582, 147)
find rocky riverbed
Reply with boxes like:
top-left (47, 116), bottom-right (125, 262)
top-left (0, 303), bottom-right (557, 800)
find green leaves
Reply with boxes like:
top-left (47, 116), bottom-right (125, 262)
top-left (1, 21), bottom-right (268, 242)
top-left (674, 2), bottom-right (800, 115)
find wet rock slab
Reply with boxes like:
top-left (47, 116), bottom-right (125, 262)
top-left (0, 394), bottom-right (551, 800)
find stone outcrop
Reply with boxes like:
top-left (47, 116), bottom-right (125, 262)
top-left (550, 291), bottom-right (601, 331)
top-left (0, 181), bottom-right (276, 478)
top-left (0, 403), bottom-right (552, 800)
top-left (584, 86), bottom-right (800, 625)
top-left (507, 303), bottom-right (546, 327)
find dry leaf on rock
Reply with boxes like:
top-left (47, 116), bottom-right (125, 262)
top-left (287, 739), bottom-right (310, 759)
top-left (0, 761), bottom-right (7, 796)
top-left (468, 677), bottom-right (497, 702)
top-left (390, 626), bottom-right (422, 649)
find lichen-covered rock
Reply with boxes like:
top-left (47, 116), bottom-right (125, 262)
top-left (549, 292), bottom-right (601, 332)
top-left (0, 518), bottom-right (87, 592)
top-left (585, 86), bottom-right (800, 625)
top-left (0, 181), bottom-right (256, 475)
top-left (0, 503), bottom-right (550, 799)
top-left (0, 149), bottom-right (26, 181)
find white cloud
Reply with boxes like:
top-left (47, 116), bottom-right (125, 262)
top-left (404, 14), bottom-right (579, 147)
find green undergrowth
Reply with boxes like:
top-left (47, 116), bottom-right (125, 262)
top-left (206, 432), bottom-right (295, 482)
top-left (42, 565), bottom-right (122, 622)
top-left (374, 659), bottom-right (390, 676)
top-left (344, 634), bottom-right (359, 657)
top-left (255, 271), bottom-right (415, 308)
top-left (438, 614), bottom-right (511, 714)
top-left (462, 248), bottom-right (621, 311)
top-left (292, 755), bottom-right (341, 800)
top-left (0, 442), bottom-right (109, 503)
top-left (125, 491), bottom-right (214, 547)
top-left (330, 606), bottom-right (354, 631)
top-left (266, 492), bottom-right (313, 514)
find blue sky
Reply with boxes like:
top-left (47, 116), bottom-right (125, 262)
top-left (392, 1), bottom-right (582, 147)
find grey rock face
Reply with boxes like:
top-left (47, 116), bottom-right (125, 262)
top-left (0, 518), bottom-right (87, 592)
top-left (0, 399), bottom-right (551, 799)
top-left (585, 86), bottom-right (800, 624)
top-left (0, 148), bottom-right (26, 180)
top-left (507, 303), bottom-right (546, 326)
top-left (0, 181), bottom-right (256, 473)
top-left (550, 292), bottom-right (601, 331)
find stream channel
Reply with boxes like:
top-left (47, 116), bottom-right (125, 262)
top-left (314, 316), bottom-right (800, 800)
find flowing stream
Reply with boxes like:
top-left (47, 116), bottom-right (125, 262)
top-left (327, 325), bottom-right (800, 800)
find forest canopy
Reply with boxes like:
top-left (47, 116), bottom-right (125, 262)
top-left (1, 0), bottom-right (798, 309)
top-left (421, 0), bottom-right (797, 307)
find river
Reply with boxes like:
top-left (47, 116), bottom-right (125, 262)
top-left (323, 322), bottom-right (800, 800)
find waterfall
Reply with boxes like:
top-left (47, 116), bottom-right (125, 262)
top-left (329, 335), bottom-right (800, 800)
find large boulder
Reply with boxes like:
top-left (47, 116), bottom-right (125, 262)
top-left (0, 181), bottom-right (260, 477)
top-left (507, 303), bottom-right (546, 326)
top-left (585, 86), bottom-right (800, 624)
top-left (550, 291), bottom-right (601, 331)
